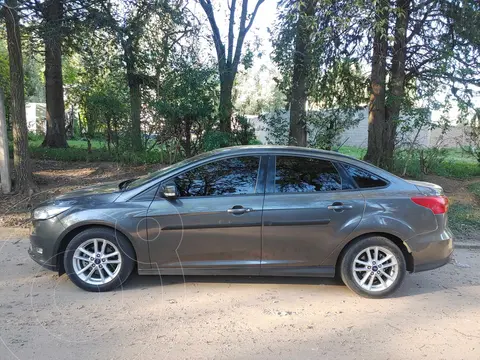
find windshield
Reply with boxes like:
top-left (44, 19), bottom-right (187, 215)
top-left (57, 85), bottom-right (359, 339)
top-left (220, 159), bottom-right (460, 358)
top-left (124, 151), bottom-right (216, 190)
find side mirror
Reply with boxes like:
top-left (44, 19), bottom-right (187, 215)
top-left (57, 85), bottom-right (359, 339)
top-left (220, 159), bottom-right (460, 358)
top-left (161, 184), bottom-right (178, 199)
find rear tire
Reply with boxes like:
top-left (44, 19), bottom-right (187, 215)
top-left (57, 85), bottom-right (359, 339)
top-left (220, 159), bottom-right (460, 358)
top-left (64, 227), bottom-right (135, 292)
top-left (340, 236), bottom-right (406, 298)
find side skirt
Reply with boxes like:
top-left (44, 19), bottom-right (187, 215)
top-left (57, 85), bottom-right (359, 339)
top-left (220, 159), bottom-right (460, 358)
top-left (138, 266), bottom-right (335, 277)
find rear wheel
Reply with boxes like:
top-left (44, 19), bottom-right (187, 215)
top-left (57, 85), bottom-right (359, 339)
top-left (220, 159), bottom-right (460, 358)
top-left (340, 236), bottom-right (406, 298)
top-left (64, 227), bottom-right (135, 292)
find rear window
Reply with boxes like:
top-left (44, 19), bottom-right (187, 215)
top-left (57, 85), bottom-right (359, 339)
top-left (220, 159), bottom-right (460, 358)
top-left (342, 163), bottom-right (388, 188)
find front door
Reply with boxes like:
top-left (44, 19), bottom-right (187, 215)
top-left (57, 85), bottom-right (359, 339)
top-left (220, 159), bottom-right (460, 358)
top-left (146, 155), bottom-right (266, 275)
top-left (260, 155), bottom-right (365, 276)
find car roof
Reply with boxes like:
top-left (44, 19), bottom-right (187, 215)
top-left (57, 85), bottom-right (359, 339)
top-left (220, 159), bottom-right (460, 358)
top-left (209, 145), bottom-right (357, 160)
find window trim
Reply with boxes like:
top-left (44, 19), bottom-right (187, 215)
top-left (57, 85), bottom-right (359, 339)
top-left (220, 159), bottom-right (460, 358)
top-left (269, 155), bottom-right (348, 195)
top-left (336, 161), bottom-right (391, 191)
top-left (156, 154), bottom-right (267, 200)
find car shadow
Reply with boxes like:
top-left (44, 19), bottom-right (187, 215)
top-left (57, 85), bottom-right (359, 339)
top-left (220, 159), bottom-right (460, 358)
top-left (119, 271), bottom-right (459, 298)
top-left (123, 273), bottom-right (343, 288)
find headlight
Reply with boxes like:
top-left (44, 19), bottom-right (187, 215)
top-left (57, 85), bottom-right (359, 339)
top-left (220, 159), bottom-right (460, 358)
top-left (32, 206), bottom-right (71, 220)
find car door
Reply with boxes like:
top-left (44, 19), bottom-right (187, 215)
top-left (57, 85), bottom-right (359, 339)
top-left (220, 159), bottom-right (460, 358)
top-left (146, 155), bottom-right (267, 275)
top-left (260, 155), bottom-right (365, 276)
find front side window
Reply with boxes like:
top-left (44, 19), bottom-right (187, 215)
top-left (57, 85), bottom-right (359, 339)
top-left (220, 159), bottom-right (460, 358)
top-left (275, 156), bottom-right (342, 193)
top-left (173, 156), bottom-right (260, 197)
top-left (342, 163), bottom-right (387, 188)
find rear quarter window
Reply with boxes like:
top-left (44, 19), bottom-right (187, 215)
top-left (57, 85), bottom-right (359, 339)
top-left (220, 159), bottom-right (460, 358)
top-left (342, 163), bottom-right (388, 189)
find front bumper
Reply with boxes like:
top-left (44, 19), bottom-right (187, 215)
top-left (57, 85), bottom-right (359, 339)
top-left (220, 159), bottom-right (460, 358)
top-left (410, 229), bottom-right (454, 273)
top-left (28, 217), bottom-right (66, 272)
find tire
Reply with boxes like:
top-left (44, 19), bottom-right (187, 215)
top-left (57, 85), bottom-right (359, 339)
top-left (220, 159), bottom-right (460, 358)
top-left (340, 236), bottom-right (406, 298)
top-left (64, 227), bottom-right (135, 292)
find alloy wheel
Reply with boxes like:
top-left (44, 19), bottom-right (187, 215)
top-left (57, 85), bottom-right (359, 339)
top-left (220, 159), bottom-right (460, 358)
top-left (352, 246), bottom-right (399, 292)
top-left (72, 238), bottom-right (122, 285)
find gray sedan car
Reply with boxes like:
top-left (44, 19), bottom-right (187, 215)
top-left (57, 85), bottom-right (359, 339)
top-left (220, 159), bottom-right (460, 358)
top-left (29, 146), bottom-right (453, 298)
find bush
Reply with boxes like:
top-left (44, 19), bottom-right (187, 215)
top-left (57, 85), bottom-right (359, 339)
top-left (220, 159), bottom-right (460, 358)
top-left (28, 132), bottom-right (44, 142)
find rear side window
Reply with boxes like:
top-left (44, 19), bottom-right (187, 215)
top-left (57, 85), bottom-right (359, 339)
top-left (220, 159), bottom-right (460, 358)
top-left (275, 156), bottom-right (342, 193)
top-left (342, 163), bottom-right (387, 188)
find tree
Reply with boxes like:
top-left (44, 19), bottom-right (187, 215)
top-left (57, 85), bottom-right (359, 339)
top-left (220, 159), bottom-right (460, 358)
top-left (288, 0), bottom-right (317, 146)
top-left (3, 0), bottom-right (35, 193)
top-left (364, 0), bottom-right (390, 167)
top-left (198, 0), bottom-right (265, 132)
top-left (94, 0), bottom-right (193, 151)
top-left (41, 0), bottom-right (68, 148)
top-left (151, 60), bottom-right (218, 157)
top-left (365, 0), bottom-right (480, 168)
top-left (271, 0), bottom-right (368, 147)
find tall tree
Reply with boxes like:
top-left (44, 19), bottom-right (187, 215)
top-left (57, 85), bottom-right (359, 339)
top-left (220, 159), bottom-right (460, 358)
top-left (95, 0), bottom-right (192, 151)
top-left (41, 0), bottom-right (68, 148)
top-left (364, 0), bottom-right (390, 166)
top-left (199, 0), bottom-right (265, 132)
top-left (365, 0), bottom-right (480, 168)
top-left (272, 0), bottom-right (369, 147)
top-left (3, 0), bottom-right (35, 193)
top-left (288, 0), bottom-right (317, 146)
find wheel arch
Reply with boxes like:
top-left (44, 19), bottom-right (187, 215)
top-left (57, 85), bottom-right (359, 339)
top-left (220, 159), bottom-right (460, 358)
top-left (335, 232), bottom-right (414, 274)
top-left (55, 223), bottom-right (138, 275)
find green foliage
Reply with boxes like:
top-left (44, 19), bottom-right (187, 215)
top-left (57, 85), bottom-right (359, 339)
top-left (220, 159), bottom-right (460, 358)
top-left (149, 60), bottom-right (218, 156)
top-left (0, 40), bottom-right (11, 117)
top-left (258, 109), bottom-right (290, 145)
top-left (468, 182), bottom-right (480, 200)
top-left (203, 116), bottom-right (258, 152)
top-left (448, 203), bottom-right (480, 239)
top-left (259, 108), bottom-right (363, 150)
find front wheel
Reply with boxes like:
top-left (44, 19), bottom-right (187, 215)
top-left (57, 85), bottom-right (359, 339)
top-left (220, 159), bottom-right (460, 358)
top-left (340, 236), bottom-right (406, 298)
top-left (64, 227), bottom-right (135, 292)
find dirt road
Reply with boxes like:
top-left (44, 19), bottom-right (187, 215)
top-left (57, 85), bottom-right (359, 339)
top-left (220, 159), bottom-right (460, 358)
top-left (1, 235), bottom-right (480, 360)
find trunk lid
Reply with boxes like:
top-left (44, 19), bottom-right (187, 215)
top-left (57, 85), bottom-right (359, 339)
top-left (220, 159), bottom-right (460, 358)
top-left (407, 180), bottom-right (444, 196)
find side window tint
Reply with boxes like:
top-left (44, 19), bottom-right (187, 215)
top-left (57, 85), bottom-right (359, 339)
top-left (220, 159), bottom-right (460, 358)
top-left (343, 163), bottom-right (387, 188)
top-left (275, 156), bottom-right (342, 193)
top-left (174, 157), bottom-right (260, 197)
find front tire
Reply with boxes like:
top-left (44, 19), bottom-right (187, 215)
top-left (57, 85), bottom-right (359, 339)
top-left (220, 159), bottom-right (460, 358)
top-left (64, 227), bottom-right (135, 292)
top-left (340, 236), bottom-right (406, 298)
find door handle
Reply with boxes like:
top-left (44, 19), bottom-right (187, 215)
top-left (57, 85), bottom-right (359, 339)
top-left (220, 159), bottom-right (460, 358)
top-left (327, 203), bottom-right (353, 211)
top-left (227, 206), bottom-right (253, 215)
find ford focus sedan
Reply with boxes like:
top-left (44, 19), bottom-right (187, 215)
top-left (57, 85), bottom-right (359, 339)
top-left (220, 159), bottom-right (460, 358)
top-left (29, 146), bottom-right (453, 298)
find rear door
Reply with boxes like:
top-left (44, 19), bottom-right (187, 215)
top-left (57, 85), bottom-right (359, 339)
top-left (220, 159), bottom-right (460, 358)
top-left (260, 155), bottom-right (365, 276)
top-left (146, 155), bottom-right (267, 275)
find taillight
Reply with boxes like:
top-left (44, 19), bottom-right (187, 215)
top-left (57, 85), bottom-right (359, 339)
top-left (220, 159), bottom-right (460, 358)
top-left (411, 196), bottom-right (449, 214)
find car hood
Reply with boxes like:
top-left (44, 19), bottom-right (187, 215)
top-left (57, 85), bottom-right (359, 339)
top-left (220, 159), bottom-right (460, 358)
top-left (42, 181), bottom-right (123, 207)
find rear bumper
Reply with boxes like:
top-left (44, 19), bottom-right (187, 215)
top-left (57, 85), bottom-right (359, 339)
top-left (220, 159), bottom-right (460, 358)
top-left (410, 229), bottom-right (454, 273)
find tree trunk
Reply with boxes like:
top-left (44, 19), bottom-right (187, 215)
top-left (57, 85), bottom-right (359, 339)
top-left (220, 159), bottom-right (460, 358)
top-left (42, 0), bottom-right (68, 148)
top-left (219, 76), bottom-right (234, 133)
top-left (184, 117), bottom-right (192, 158)
top-left (288, 0), bottom-right (317, 147)
top-left (128, 74), bottom-right (142, 151)
top-left (106, 116), bottom-right (111, 152)
top-left (385, 0), bottom-right (411, 168)
top-left (364, 0), bottom-right (389, 167)
top-left (5, 0), bottom-right (35, 194)
top-left (0, 88), bottom-right (12, 194)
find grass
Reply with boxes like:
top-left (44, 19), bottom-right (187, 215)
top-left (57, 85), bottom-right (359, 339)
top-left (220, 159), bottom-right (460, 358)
top-left (448, 203), bottom-right (480, 239)
top-left (9, 139), bottom-right (175, 164)
top-left (467, 182), bottom-right (480, 199)
top-left (338, 146), bottom-right (480, 180)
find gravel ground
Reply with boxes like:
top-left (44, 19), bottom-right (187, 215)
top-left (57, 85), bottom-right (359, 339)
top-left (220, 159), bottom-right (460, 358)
top-left (1, 234), bottom-right (480, 360)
